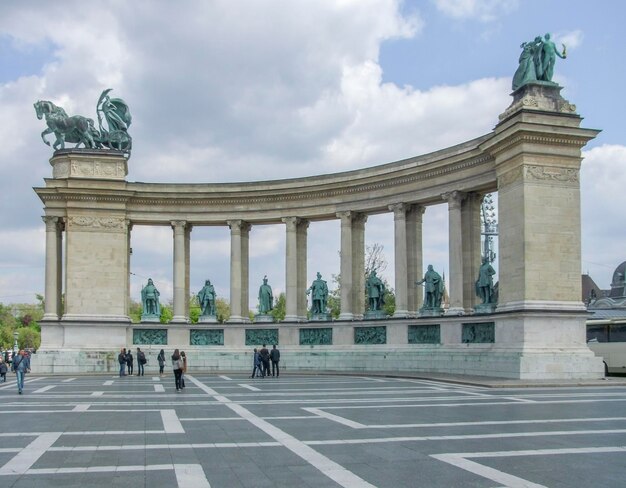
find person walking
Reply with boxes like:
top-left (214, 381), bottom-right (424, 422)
top-left (180, 351), bottom-right (187, 389)
top-left (11, 349), bottom-right (30, 394)
top-left (172, 349), bottom-right (184, 392)
top-left (136, 347), bottom-right (146, 376)
top-left (259, 344), bottom-right (271, 378)
top-left (118, 348), bottom-right (127, 377)
top-left (270, 345), bottom-right (280, 377)
top-left (126, 348), bottom-right (134, 376)
top-left (250, 348), bottom-right (264, 378)
top-left (0, 357), bottom-right (7, 382)
top-left (157, 349), bottom-right (166, 376)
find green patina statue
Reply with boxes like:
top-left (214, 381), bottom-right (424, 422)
top-left (141, 278), bottom-right (161, 318)
top-left (198, 279), bottom-right (217, 316)
top-left (34, 88), bottom-right (132, 152)
top-left (417, 265), bottom-right (444, 309)
top-left (512, 33), bottom-right (566, 91)
top-left (258, 276), bottom-right (273, 315)
top-left (307, 272), bottom-right (329, 314)
top-left (475, 257), bottom-right (496, 304)
top-left (365, 270), bottom-right (386, 311)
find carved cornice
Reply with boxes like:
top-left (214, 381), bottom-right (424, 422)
top-left (486, 132), bottom-right (590, 158)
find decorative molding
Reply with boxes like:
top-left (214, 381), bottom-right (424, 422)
top-left (67, 216), bottom-right (127, 232)
top-left (497, 166), bottom-right (524, 188)
top-left (524, 165), bottom-right (579, 184)
top-left (408, 324), bottom-right (440, 344)
top-left (133, 328), bottom-right (167, 345)
top-left (245, 328), bottom-right (279, 346)
top-left (190, 329), bottom-right (224, 346)
top-left (354, 326), bottom-right (387, 344)
top-left (299, 327), bottom-right (333, 345)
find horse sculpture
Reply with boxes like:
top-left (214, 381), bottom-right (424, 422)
top-left (34, 100), bottom-right (100, 151)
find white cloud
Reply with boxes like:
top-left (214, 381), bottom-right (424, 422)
top-left (555, 30), bottom-right (584, 51)
top-left (434, 0), bottom-right (518, 22)
top-left (581, 144), bottom-right (626, 288)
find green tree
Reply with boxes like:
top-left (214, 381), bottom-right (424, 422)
top-left (216, 298), bottom-right (230, 323)
top-left (271, 293), bottom-right (286, 321)
top-left (160, 303), bottom-right (173, 324)
top-left (0, 325), bottom-right (14, 350)
top-left (129, 300), bottom-right (142, 323)
top-left (18, 327), bottom-right (41, 350)
top-left (189, 294), bottom-right (201, 324)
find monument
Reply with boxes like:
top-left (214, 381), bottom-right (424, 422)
top-left (32, 38), bottom-right (604, 379)
top-left (307, 272), bottom-right (330, 321)
top-left (198, 279), bottom-right (217, 323)
top-left (140, 279), bottom-right (161, 322)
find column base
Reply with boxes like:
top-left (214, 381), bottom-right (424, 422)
top-left (170, 316), bottom-right (189, 324)
top-left (42, 313), bottom-right (60, 321)
top-left (392, 310), bottom-right (410, 319)
top-left (338, 313), bottom-right (354, 321)
top-left (227, 315), bottom-right (251, 324)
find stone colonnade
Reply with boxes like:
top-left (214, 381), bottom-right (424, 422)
top-left (40, 194), bottom-right (484, 322)
top-left (34, 84), bottom-right (605, 379)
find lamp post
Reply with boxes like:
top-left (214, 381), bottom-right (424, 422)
top-left (13, 330), bottom-right (18, 354)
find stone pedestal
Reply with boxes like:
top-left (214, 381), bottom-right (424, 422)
top-left (198, 315), bottom-right (218, 323)
top-left (364, 310), bottom-right (388, 320)
top-left (254, 314), bottom-right (275, 323)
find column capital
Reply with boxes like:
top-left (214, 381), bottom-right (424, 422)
top-left (281, 216), bottom-right (300, 230)
top-left (227, 220), bottom-right (251, 233)
top-left (336, 211), bottom-right (353, 222)
top-left (388, 203), bottom-right (407, 219)
top-left (170, 220), bottom-right (187, 231)
top-left (442, 191), bottom-right (466, 209)
top-left (42, 216), bottom-right (63, 232)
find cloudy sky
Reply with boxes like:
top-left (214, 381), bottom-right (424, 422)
top-left (0, 0), bottom-right (624, 309)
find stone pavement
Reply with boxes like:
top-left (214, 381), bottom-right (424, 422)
top-left (0, 372), bottom-right (625, 487)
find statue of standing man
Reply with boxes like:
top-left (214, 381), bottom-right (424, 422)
top-left (141, 278), bottom-right (161, 320)
top-left (365, 270), bottom-right (386, 311)
top-left (258, 276), bottom-right (273, 315)
top-left (198, 279), bottom-right (217, 317)
top-left (417, 265), bottom-right (444, 309)
top-left (476, 257), bottom-right (496, 305)
top-left (307, 272), bottom-right (329, 314)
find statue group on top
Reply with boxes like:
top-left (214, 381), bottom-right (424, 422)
top-left (34, 88), bottom-right (132, 152)
top-left (512, 33), bottom-right (566, 91)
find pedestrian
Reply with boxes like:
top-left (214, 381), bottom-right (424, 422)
top-left (259, 344), bottom-right (271, 378)
top-left (270, 344), bottom-right (280, 377)
top-left (180, 351), bottom-right (187, 389)
top-left (11, 349), bottom-right (30, 394)
top-left (136, 347), bottom-right (146, 376)
top-left (250, 348), bottom-right (263, 378)
top-left (126, 348), bottom-right (134, 376)
top-left (118, 348), bottom-right (126, 377)
top-left (0, 357), bottom-right (7, 382)
top-left (171, 349), bottom-right (184, 392)
top-left (157, 349), bottom-right (165, 376)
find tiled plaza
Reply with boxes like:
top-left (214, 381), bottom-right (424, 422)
top-left (0, 373), bottom-right (625, 487)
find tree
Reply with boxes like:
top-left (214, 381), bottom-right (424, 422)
top-left (330, 243), bottom-right (396, 317)
top-left (18, 327), bottom-right (41, 350)
top-left (216, 298), bottom-right (230, 323)
top-left (129, 300), bottom-right (142, 323)
top-left (271, 293), bottom-right (286, 321)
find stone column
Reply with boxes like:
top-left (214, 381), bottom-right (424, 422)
top-left (443, 191), bottom-right (465, 315)
top-left (296, 219), bottom-right (309, 320)
top-left (126, 221), bottom-right (132, 317)
top-left (42, 216), bottom-right (62, 321)
top-left (337, 211), bottom-right (354, 320)
top-left (407, 205), bottom-right (425, 314)
top-left (461, 193), bottom-right (483, 311)
top-left (185, 225), bottom-right (192, 319)
top-left (283, 217), bottom-right (299, 322)
top-left (352, 214), bottom-right (367, 320)
top-left (227, 220), bottom-right (251, 323)
top-left (390, 204), bottom-right (409, 318)
top-left (171, 220), bottom-right (188, 323)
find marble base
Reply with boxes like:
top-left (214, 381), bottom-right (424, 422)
top-left (254, 314), bottom-right (275, 323)
top-left (310, 312), bottom-right (332, 322)
top-left (140, 315), bottom-right (160, 323)
top-left (419, 308), bottom-right (443, 317)
top-left (198, 315), bottom-right (218, 323)
top-left (364, 310), bottom-right (388, 320)
top-left (474, 303), bottom-right (497, 314)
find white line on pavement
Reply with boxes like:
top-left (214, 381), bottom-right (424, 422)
top-left (72, 404), bottom-right (90, 412)
top-left (238, 384), bottom-right (260, 391)
top-left (303, 408), bottom-right (367, 428)
top-left (187, 374), bottom-right (376, 488)
top-left (0, 433), bottom-right (61, 475)
top-left (218, 375), bottom-right (232, 380)
top-left (174, 463), bottom-right (211, 487)
top-left (161, 409), bottom-right (185, 434)
top-left (61, 378), bottom-right (76, 382)
top-left (103, 380), bottom-right (114, 386)
top-left (90, 391), bottom-right (103, 397)
top-left (152, 377), bottom-right (160, 381)
top-left (154, 384), bottom-right (165, 392)
top-left (32, 385), bottom-right (56, 394)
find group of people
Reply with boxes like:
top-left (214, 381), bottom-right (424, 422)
top-left (251, 344), bottom-right (280, 378)
top-left (117, 347), bottom-right (147, 377)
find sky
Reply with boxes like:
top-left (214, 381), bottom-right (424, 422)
top-left (0, 0), bottom-right (625, 309)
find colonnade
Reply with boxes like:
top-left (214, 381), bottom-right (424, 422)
top-left (41, 193), bottom-right (486, 323)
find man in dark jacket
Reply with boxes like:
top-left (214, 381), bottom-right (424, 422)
top-left (259, 344), bottom-right (271, 378)
top-left (270, 345), bottom-right (280, 377)
top-left (118, 348), bottom-right (126, 377)
top-left (136, 347), bottom-right (146, 376)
